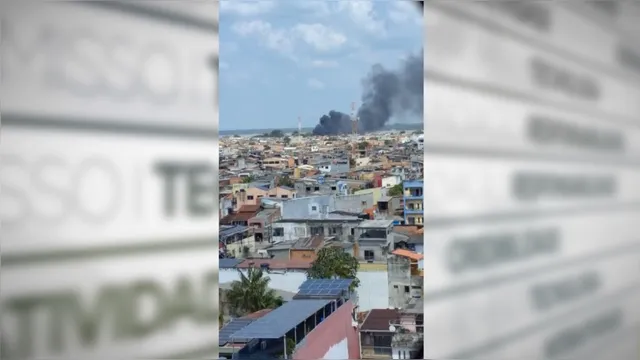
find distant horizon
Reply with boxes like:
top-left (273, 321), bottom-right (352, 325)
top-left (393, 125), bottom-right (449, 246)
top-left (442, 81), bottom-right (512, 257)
top-left (219, 122), bottom-right (423, 135)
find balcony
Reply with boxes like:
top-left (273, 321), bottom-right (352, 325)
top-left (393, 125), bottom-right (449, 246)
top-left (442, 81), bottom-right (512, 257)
top-left (403, 190), bottom-right (423, 200)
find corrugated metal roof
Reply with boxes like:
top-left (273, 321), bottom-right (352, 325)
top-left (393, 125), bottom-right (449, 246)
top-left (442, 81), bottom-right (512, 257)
top-left (230, 299), bottom-right (331, 339)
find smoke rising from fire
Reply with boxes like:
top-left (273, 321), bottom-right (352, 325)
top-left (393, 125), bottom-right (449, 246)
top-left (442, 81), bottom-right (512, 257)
top-left (312, 51), bottom-right (423, 135)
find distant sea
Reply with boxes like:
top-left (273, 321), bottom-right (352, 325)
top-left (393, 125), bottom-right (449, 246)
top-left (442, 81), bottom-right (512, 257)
top-left (219, 122), bottom-right (423, 136)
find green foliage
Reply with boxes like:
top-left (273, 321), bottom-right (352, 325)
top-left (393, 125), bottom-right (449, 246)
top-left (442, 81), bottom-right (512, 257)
top-left (241, 175), bottom-right (255, 184)
top-left (307, 247), bottom-right (360, 290)
top-left (388, 183), bottom-right (403, 197)
top-left (357, 141), bottom-right (369, 150)
top-left (384, 139), bottom-right (392, 146)
top-left (284, 136), bottom-right (291, 144)
top-left (278, 175), bottom-right (295, 187)
top-left (225, 268), bottom-right (282, 317)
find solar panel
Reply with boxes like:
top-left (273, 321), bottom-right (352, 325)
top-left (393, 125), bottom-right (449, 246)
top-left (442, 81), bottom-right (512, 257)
top-left (219, 318), bottom-right (254, 344)
top-left (295, 279), bottom-right (354, 298)
top-left (229, 299), bottom-right (331, 340)
top-left (219, 258), bottom-right (243, 269)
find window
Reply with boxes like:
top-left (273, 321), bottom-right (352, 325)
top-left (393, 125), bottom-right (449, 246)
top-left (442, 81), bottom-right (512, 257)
top-left (364, 250), bottom-right (374, 261)
top-left (393, 285), bottom-right (398, 289)
top-left (310, 226), bottom-right (324, 236)
top-left (269, 194), bottom-right (276, 197)
top-left (361, 201), bottom-right (367, 206)
top-left (247, 195), bottom-right (254, 200)
top-left (314, 187), bottom-right (320, 191)
top-left (273, 228), bottom-right (284, 236)
top-left (404, 286), bottom-right (410, 293)
top-left (331, 186), bottom-right (337, 190)
top-left (281, 195), bottom-right (288, 198)
top-left (294, 227), bottom-right (306, 236)
top-left (311, 206), bottom-right (318, 211)
top-left (306, 187), bottom-right (311, 192)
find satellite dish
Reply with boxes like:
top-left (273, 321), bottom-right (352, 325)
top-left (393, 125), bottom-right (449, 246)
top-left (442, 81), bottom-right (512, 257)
top-left (389, 325), bottom-right (396, 332)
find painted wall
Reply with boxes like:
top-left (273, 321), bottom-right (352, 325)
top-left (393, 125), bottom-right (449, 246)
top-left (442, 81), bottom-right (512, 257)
top-left (218, 270), bottom-right (388, 311)
top-left (292, 300), bottom-right (360, 360)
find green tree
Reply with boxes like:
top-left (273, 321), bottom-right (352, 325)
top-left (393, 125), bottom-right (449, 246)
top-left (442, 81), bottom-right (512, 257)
top-left (226, 268), bottom-right (284, 317)
top-left (307, 247), bottom-right (360, 290)
top-left (278, 175), bottom-right (295, 187)
top-left (241, 175), bottom-right (255, 184)
top-left (357, 141), bottom-right (369, 150)
top-left (270, 129), bottom-right (284, 137)
top-left (283, 136), bottom-right (291, 145)
top-left (388, 183), bottom-right (403, 197)
top-left (384, 139), bottom-right (392, 146)
top-left (264, 145), bottom-right (271, 151)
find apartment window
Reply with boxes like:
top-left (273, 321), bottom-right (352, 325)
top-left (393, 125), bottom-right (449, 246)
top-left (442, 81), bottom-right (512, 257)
top-left (314, 187), bottom-right (320, 191)
top-left (331, 186), bottom-right (337, 190)
top-left (364, 250), bottom-right (374, 261)
top-left (310, 226), bottom-right (324, 236)
top-left (281, 195), bottom-right (288, 198)
top-left (294, 227), bottom-right (306, 236)
top-left (311, 206), bottom-right (318, 211)
top-left (273, 228), bottom-right (284, 236)
top-left (361, 201), bottom-right (367, 206)
top-left (269, 195), bottom-right (276, 198)
top-left (306, 187), bottom-right (311, 192)
top-left (404, 286), bottom-right (410, 293)
top-left (247, 195), bottom-right (254, 200)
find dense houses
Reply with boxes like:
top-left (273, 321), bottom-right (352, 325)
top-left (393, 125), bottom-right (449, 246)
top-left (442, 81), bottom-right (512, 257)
top-left (219, 130), bottom-right (424, 359)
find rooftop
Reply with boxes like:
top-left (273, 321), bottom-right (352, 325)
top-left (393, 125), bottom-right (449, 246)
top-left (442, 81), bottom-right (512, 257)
top-left (229, 299), bottom-right (332, 340)
top-left (236, 258), bottom-right (313, 270)
top-left (357, 219), bottom-right (395, 229)
top-left (360, 309), bottom-right (399, 332)
top-left (391, 249), bottom-right (424, 261)
top-left (220, 225), bottom-right (250, 238)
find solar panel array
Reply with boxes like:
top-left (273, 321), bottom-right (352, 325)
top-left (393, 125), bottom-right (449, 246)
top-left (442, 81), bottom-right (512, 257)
top-left (219, 318), bottom-right (254, 345)
top-left (219, 258), bottom-right (243, 269)
top-left (230, 299), bottom-right (331, 339)
top-left (295, 278), bottom-right (353, 297)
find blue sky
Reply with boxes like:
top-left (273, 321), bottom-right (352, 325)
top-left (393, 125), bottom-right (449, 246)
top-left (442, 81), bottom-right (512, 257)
top-left (219, 0), bottom-right (423, 130)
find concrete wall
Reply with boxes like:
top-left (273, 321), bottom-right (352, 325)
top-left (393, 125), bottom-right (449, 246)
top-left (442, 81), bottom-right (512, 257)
top-left (218, 270), bottom-right (389, 311)
top-left (225, 235), bottom-right (256, 258)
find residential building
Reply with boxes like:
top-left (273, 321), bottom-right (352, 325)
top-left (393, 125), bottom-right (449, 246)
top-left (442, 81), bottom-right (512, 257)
top-left (221, 205), bottom-right (261, 227)
top-left (387, 249), bottom-right (424, 309)
top-left (355, 219), bottom-right (394, 262)
top-left (220, 225), bottom-right (256, 258)
top-left (359, 309), bottom-right (399, 359)
top-left (402, 180), bottom-right (423, 225)
top-left (390, 300), bottom-right (423, 360)
top-left (247, 206), bottom-right (281, 243)
top-left (263, 235), bottom-right (331, 261)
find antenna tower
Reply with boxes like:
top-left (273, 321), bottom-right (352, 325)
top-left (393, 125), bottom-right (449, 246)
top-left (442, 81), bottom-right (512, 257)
top-left (298, 116), bottom-right (302, 143)
top-left (350, 102), bottom-right (358, 164)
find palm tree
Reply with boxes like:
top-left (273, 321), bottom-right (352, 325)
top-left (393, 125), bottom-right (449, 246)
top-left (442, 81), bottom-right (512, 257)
top-left (226, 268), bottom-right (283, 316)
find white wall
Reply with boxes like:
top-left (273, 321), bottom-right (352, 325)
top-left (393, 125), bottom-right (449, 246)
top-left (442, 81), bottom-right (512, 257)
top-left (219, 270), bottom-right (389, 311)
top-left (323, 338), bottom-right (349, 360)
top-left (382, 175), bottom-right (401, 188)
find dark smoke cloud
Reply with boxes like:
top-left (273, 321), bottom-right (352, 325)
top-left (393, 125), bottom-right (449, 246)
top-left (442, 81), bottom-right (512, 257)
top-left (313, 51), bottom-right (423, 136)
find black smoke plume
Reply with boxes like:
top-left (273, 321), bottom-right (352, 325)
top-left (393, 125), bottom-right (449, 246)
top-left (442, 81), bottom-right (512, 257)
top-left (312, 51), bottom-right (423, 135)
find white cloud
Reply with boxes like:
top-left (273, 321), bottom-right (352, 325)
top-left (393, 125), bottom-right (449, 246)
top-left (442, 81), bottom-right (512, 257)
top-left (310, 59), bottom-right (339, 68)
top-left (232, 21), bottom-right (346, 56)
top-left (307, 78), bottom-right (325, 89)
top-left (337, 0), bottom-right (386, 35)
top-left (232, 20), bottom-right (295, 54)
top-left (293, 24), bottom-right (347, 51)
top-left (295, 1), bottom-right (332, 16)
top-left (220, 0), bottom-right (276, 16)
top-left (388, 0), bottom-right (422, 26)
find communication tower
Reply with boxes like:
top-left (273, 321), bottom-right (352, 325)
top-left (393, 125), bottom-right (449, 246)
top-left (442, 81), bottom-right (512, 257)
top-left (350, 102), bottom-right (358, 167)
top-left (298, 116), bottom-right (302, 143)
